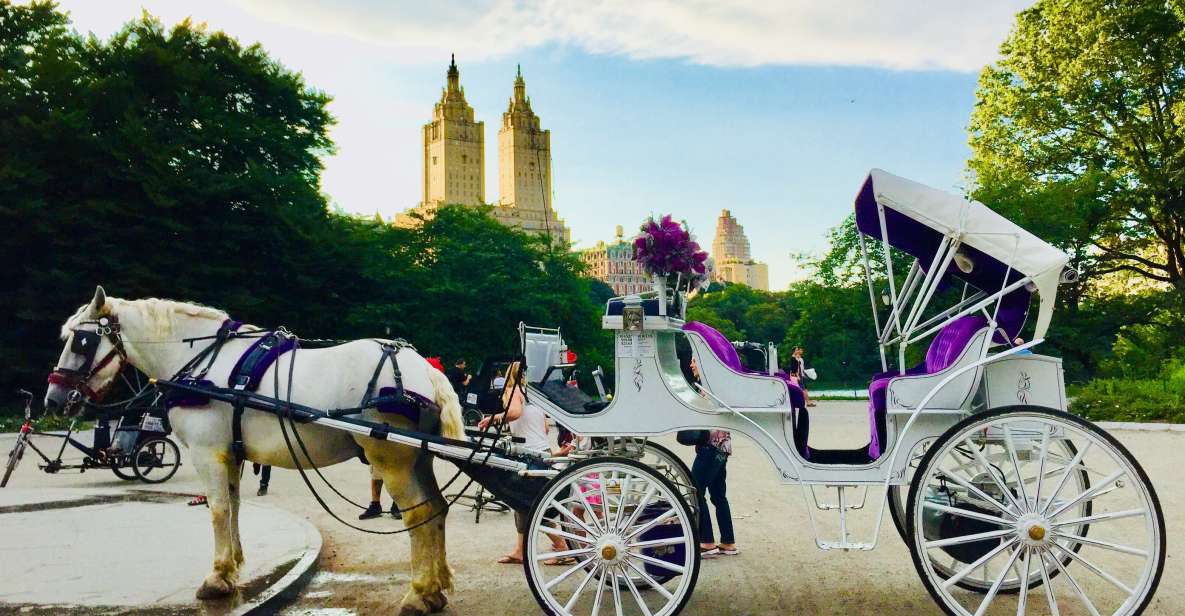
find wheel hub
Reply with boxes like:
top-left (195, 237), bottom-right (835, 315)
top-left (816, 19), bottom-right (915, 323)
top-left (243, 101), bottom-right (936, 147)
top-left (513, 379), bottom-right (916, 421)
top-left (596, 535), bottom-right (627, 565)
top-left (1016, 513), bottom-right (1052, 548)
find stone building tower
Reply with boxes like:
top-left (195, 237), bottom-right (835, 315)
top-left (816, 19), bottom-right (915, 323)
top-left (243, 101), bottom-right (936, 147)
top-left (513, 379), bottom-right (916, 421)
top-left (421, 55), bottom-right (484, 208)
top-left (711, 209), bottom-right (769, 290)
top-left (712, 209), bottom-right (752, 261)
top-left (493, 66), bottom-right (569, 243)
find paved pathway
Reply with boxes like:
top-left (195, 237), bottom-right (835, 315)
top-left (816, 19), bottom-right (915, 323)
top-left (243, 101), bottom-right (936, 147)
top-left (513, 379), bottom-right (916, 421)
top-left (0, 485), bottom-right (319, 614)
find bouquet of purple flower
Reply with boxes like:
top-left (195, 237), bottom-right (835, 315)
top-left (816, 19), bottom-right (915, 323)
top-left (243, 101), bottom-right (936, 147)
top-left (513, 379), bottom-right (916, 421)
top-left (632, 215), bottom-right (709, 289)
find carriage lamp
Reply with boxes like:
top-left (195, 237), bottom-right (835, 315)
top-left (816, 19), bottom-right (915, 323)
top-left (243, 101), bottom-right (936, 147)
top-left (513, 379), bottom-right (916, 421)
top-left (623, 305), bottom-right (644, 332)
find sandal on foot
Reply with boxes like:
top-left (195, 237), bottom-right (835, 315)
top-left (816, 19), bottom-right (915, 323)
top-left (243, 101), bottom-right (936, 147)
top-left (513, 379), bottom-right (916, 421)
top-left (496, 555), bottom-right (523, 564)
top-left (544, 556), bottom-right (578, 566)
top-left (700, 546), bottom-right (720, 558)
top-left (188, 495), bottom-right (208, 507)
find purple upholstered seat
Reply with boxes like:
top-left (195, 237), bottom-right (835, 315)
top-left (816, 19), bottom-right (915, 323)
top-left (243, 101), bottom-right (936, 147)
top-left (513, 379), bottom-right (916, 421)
top-left (867, 315), bottom-right (988, 459)
top-left (683, 321), bottom-right (744, 373)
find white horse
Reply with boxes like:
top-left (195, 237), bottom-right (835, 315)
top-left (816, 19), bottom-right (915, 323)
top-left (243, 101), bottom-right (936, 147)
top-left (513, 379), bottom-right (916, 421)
top-left (45, 287), bottom-right (463, 615)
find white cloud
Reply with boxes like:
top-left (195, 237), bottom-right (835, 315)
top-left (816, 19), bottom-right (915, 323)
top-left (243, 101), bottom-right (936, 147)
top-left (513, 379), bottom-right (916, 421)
top-left (238, 0), bottom-right (1031, 72)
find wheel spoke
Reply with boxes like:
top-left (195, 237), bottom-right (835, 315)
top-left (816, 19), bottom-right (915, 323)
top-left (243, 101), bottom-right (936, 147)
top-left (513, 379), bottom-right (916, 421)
top-left (544, 555), bottom-right (597, 591)
top-left (1046, 469), bottom-right (1126, 519)
top-left (563, 562), bottom-right (600, 613)
top-left (1047, 545), bottom-right (1103, 616)
top-left (1033, 431), bottom-right (1051, 508)
top-left (974, 543), bottom-right (1022, 616)
top-left (619, 564), bottom-right (653, 616)
top-left (614, 473), bottom-right (631, 532)
top-left (1037, 551), bottom-right (1062, 616)
top-left (1053, 508), bottom-right (1145, 528)
top-left (538, 524), bottom-right (596, 546)
top-left (617, 484), bottom-right (657, 534)
top-left (964, 437), bottom-right (1024, 512)
top-left (625, 507), bottom-right (677, 541)
top-left (941, 538), bottom-right (1019, 590)
top-left (936, 466), bottom-right (1018, 518)
top-left (535, 547), bottom-right (596, 561)
top-left (624, 559), bottom-right (675, 601)
top-left (552, 501), bottom-right (599, 538)
top-left (610, 568), bottom-right (625, 616)
top-left (923, 500), bottom-right (1012, 527)
top-left (575, 476), bottom-right (606, 535)
top-left (1055, 532), bottom-right (1148, 558)
top-left (1015, 547), bottom-right (1032, 616)
top-left (1003, 426), bottom-right (1030, 509)
top-left (1043, 441), bottom-right (1091, 514)
top-left (628, 535), bottom-right (689, 550)
top-left (627, 550), bottom-right (687, 574)
top-left (1049, 541), bottom-right (1135, 596)
top-left (926, 527), bottom-right (1015, 550)
top-left (590, 566), bottom-right (608, 616)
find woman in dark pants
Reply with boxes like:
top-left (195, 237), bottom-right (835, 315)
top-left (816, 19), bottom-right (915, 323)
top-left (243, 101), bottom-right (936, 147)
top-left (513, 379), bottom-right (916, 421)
top-left (689, 358), bottom-right (738, 557)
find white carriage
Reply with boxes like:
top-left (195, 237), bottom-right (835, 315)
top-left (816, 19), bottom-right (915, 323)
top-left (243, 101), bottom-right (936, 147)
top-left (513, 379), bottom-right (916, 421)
top-left (514, 170), bottom-right (1166, 616)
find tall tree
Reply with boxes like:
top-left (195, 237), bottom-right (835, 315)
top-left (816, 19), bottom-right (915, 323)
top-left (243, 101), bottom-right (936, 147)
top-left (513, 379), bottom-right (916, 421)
top-left (968, 0), bottom-right (1185, 293)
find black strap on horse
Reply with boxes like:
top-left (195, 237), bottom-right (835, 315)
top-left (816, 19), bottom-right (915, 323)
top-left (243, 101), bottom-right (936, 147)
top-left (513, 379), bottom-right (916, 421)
top-left (271, 335), bottom-right (519, 536)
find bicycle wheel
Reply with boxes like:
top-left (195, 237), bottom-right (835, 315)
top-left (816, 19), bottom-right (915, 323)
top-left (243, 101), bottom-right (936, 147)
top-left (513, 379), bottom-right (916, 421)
top-left (2, 434), bottom-right (28, 487)
top-left (132, 437), bottom-right (181, 483)
top-left (110, 452), bottom-right (137, 481)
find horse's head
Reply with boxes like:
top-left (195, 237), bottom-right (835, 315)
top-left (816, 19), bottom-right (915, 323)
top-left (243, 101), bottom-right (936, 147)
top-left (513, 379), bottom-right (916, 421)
top-left (45, 286), bottom-right (129, 414)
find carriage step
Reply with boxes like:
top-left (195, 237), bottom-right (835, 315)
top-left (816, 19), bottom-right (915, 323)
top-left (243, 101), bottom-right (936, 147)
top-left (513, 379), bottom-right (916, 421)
top-left (816, 541), bottom-right (875, 552)
top-left (803, 484), bottom-right (883, 552)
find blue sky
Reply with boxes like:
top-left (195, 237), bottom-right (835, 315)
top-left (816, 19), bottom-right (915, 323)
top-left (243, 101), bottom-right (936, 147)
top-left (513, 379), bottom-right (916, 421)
top-left (49, 1), bottom-right (1032, 289)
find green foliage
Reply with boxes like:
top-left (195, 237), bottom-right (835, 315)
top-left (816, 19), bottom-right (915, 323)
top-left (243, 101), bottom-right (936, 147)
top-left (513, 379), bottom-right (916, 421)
top-left (968, 0), bottom-right (1185, 292)
top-left (1070, 361), bottom-right (1185, 423)
top-left (0, 3), bottom-right (611, 410)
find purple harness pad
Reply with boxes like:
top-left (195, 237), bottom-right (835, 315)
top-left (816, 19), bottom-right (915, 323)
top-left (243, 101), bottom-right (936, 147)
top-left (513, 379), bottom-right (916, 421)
top-left (376, 387), bottom-right (427, 421)
top-left (229, 333), bottom-right (296, 392)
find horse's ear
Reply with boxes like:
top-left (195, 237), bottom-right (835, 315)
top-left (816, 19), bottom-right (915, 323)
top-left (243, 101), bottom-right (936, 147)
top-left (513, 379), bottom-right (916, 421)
top-left (90, 286), bottom-right (107, 313)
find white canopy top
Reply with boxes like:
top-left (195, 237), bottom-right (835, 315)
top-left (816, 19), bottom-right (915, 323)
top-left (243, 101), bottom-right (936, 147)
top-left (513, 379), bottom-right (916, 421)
top-left (863, 169), bottom-right (1071, 339)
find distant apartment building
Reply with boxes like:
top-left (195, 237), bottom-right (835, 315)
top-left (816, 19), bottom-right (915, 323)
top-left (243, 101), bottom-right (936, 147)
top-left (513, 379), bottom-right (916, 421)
top-left (580, 226), bottom-right (651, 296)
top-left (711, 209), bottom-right (769, 291)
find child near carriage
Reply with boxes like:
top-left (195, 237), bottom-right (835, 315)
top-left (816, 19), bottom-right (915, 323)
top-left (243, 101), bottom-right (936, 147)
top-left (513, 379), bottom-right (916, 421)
top-left (689, 358), bottom-right (739, 558)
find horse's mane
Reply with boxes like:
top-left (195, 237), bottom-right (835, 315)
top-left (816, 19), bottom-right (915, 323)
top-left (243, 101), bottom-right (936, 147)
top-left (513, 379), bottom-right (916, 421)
top-left (61, 297), bottom-right (228, 340)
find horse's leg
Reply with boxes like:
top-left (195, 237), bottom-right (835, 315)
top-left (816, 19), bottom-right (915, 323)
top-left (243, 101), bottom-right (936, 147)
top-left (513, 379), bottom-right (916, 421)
top-left (366, 442), bottom-right (452, 616)
top-left (193, 448), bottom-right (241, 599)
top-left (229, 462), bottom-right (244, 567)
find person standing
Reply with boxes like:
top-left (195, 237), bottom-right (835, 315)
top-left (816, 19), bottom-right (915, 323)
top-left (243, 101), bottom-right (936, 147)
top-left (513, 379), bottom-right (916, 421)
top-left (688, 358), bottom-right (738, 557)
top-left (359, 464), bottom-right (402, 520)
top-left (786, 346), bottom-right (815, 407)
top-left (446, 358), bottom-right (470, 396)
top-left (253, 463), bottom-right (272, 496)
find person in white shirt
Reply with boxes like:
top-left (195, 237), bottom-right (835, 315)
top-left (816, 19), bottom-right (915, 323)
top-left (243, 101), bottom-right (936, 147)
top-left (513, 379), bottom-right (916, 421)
top-left (478, 361), bottom-right (571, 564)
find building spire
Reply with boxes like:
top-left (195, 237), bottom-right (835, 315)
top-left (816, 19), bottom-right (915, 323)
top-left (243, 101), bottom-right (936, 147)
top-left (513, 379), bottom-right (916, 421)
top-left (446, 53), bottom-right (460, 94)
top-left (513, 64), bottom-right (526, 105)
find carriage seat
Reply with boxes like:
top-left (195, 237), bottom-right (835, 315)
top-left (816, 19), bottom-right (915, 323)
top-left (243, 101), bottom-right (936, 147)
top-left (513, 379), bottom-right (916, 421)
top-left (867, 315), bottom-right (989, 459)
top-left (606, 297), bottom-right (663, 316)
top-left (537, 379), bottom-right (608, 415)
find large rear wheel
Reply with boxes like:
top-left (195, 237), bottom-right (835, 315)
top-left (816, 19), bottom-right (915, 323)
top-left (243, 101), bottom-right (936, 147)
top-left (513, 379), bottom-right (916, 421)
top-left (907, 407), bottom-right (1165, 615)
top-left (132, 437), bottom-right (181, 484)
top-left (524, 457), bottom-right (700, 616)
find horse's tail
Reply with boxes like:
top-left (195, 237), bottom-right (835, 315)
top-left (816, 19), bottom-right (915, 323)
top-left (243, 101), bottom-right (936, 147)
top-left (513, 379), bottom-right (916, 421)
top-left (427, 365), bottom-right (464, 440)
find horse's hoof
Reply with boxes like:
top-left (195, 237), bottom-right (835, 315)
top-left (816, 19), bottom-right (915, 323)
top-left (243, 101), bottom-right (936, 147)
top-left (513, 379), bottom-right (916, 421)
top-left (424, 591), bottom-right (448, 613)
top-left (195, 574), bottom-right (234, 600)
top-left (397, 605), bottom-right (428, 616)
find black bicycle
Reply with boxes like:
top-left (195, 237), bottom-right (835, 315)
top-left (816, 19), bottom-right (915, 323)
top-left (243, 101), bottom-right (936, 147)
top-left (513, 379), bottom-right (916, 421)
top-left (3, 389), bottom-right (181, 487)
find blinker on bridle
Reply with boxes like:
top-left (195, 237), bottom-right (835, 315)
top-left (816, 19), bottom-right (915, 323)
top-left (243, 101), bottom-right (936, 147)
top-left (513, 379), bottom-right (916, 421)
top-left (47, 315), bottom-right (128, 405)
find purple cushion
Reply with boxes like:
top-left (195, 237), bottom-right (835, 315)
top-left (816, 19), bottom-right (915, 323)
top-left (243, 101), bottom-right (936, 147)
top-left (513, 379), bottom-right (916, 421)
top-left (683, 321), bottom-right (744, 373)
top-left (867, 315), bottom-right (989, 458)
top-left (924, 315), bottom-right (988, 373)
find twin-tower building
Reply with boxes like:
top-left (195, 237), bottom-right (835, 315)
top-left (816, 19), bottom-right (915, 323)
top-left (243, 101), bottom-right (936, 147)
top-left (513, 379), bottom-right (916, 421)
top-left (395, 56), bottom-right (570, 243)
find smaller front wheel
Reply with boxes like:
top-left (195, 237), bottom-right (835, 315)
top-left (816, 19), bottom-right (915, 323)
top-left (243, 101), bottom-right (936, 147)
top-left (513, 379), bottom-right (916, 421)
top-left (524, 457), bottom-right (700, 616)
top-left (2, 434), bottom-right (28, 487)
top-left (132, 437), bottom-right (181, 483)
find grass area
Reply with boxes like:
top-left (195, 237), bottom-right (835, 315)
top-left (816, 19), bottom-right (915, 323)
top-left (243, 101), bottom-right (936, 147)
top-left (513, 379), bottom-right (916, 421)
top-left (0, 412), bottom-right (88, 433)
top-left (1069, 361), bottom-right (1185, 424)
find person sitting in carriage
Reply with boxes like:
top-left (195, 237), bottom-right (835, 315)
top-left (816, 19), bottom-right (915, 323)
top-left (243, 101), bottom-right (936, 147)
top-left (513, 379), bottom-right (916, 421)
top-left (477, 360), bottom-right (572, 565)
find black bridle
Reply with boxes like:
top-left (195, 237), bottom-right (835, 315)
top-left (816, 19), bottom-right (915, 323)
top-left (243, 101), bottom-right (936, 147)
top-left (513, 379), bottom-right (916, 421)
top-left (47, 314), bottom-right (129, 406)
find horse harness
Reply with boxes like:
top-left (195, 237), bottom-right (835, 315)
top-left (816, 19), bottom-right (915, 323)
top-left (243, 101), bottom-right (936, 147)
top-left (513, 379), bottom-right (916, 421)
top-left (48, 314), bottom-right (129, 404)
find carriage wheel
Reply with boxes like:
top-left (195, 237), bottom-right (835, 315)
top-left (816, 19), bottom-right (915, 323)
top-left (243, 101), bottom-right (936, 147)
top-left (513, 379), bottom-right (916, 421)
top-left (638, 442), bottom-right (696, 518)
top-left (892, 435), bottom-right (1090, 595)
top-left (524, 457), bottom-right (699, 616)
top-left (132, 437), bottom-right (181, 484)
top-left (907, 407), bottom-right (1165, 615)
top-left (109, 452), bottom-right (138, 481)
